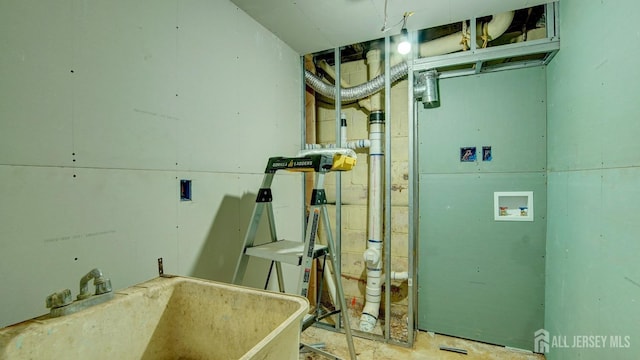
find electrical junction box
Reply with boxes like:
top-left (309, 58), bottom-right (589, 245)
top-left (180, 180), bottom-right (192, 201)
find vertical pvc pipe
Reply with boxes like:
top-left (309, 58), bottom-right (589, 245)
top-left (360, 47), bottom-right (385, 333)
top-left (340, 113), bottom-right (348, 147)
top-left (383, 36), bottom-right (392, 341)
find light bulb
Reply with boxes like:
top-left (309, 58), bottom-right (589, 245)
top-left (397, 28), bottom-right (411, 55)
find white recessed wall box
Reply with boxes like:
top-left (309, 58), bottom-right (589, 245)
top-left (494, 191), bottom-right (533, 221)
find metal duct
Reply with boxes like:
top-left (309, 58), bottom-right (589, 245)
top-left (414, 70), bottom-right (440, 108)
top-left (304, 62), bottom-right (409, 102)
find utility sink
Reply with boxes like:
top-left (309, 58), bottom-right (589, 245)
top-left (0, 276), bottom-right (309, 359)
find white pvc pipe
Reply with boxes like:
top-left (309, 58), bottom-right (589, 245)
top-left (360, 118), bottom-right (384, 332)
top-left (390, 271), bottom-right (409, 281)
top-left (340, 113), bottom-right (347, 147)
top-left (359, 48), bottom-right (385, 332)
top-left (419, 11), bottom-right (515, 58)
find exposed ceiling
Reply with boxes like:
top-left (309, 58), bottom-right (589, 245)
top-left (230, 0), bottom-right (555, 55)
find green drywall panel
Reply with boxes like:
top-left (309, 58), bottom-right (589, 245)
top-left (417, 67), bottom-right (547, 351)
top-left (420, 66), bottom-right (546, 174)
top-left (546, 1), bottom-right (640, 359)
top-left (418, 172), bottom-right (546, 350)
top-left (547, 0), bottom-right (640, 172)
top-left (546, 169), bottom-right (640, 360)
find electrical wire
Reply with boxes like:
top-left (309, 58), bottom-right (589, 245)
top-left (380, 0), bottom-right (388, 31)
top-left (381, 8), bottom-right (414, 33)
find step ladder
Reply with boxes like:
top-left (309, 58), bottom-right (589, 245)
top-left (232, 153), bottom-right (357, 360)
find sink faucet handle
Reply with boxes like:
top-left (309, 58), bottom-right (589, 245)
top-left (94, 277), bottom-right (112, 295)
top-left (46, 289), bottom-right (73, 309)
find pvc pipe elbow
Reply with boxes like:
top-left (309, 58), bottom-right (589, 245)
top-left (363, 248), bottom-right (380, 265)
top-left (359, 312), bottom-right (377, 332)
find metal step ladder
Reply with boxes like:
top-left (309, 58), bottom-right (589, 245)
top-left (232, 154), bottom-right (357, 360)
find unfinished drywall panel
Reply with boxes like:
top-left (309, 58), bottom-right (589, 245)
top-left (175, 0), bottom-right (301, 173)
top-left (0, 0), bottom-right (74, 167)
top-left (545, 1), bottom-right (640, 359)
top-left (420, 66), bottom-right (547, 174)
top-left (417, 67), bottom-right (547, 351)
top-left (0, 0), bottom-right (301, 328)
top-left (547, 0), bottom-right (640, 173)
top-left (0, 166), bottom-right (177, 328)
top-left (546, 169), bottom-right (640, 359)
top-left (72, 0), bottom-right (179, 170)
top-left (419, 172), bottom-right (546, 350)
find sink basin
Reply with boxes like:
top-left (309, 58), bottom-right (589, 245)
top-left (0, 276), bottom-right (309, 359)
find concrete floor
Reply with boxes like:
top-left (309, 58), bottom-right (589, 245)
top-left (300, 326), bottom-right (546, 360)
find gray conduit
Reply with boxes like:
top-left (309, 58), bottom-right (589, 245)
top-left (305, 62), bottom-right (409, 102)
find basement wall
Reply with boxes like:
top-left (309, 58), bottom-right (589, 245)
top-left (0, 0), bottom-right (302, 328)
top-left (545, 0), bottom-right (640, 359)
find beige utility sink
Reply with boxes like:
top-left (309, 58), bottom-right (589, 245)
top-left (0, 276), bottom-right (308, 359)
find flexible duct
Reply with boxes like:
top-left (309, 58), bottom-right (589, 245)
top-left (305, 12), bottom-right (513, 104)
top-left (305, 62), bottom-right (408, 102)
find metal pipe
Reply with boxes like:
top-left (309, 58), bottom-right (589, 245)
top-left (383, 35), bottom-right (392, 341)
top-left (333, 47), bottom-right (343, 334)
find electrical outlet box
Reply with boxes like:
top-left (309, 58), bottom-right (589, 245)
top-left (180, 180), bottom-right (192, 201)
top-left (494, 191), bottom-right (533, 221)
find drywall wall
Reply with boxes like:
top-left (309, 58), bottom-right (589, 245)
top-left (545, 0), bottom-right (640, 359)
top-left (0, 0), bottom-right (302, 328)
top-left (418, 67), bottom-right (547, 350)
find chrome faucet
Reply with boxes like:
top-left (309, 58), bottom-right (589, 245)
top-left (77, 268), bottom-right (112, 300)
top-left (46, 268), bottom-right (114, 317)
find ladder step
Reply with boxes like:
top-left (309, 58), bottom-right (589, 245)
top-left (302, 313), bottom-right (316, 330)
top-left (245, 240), bottom-right (328, 266)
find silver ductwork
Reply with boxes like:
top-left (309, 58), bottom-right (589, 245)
top-left (304, 62), bottom-right (409, 102)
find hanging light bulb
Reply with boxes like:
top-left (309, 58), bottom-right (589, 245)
top-left (396, 12), bottom-right (412, 55)
top-left (397, 28), bottom-right (411, 55)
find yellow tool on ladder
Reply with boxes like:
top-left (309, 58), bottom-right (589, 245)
top-left (232, 153), bottom-right (357, 360)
